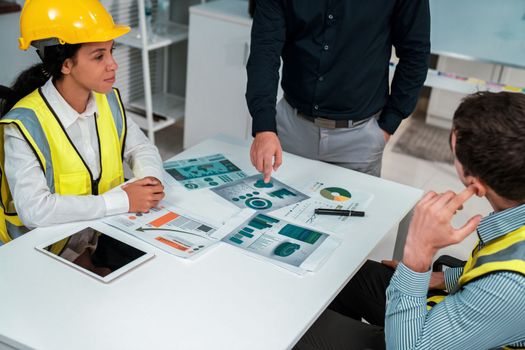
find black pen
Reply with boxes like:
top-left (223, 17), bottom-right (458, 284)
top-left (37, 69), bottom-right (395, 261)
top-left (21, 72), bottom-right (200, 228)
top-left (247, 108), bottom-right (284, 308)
top-left (314, 208), bottom-right (365, 217)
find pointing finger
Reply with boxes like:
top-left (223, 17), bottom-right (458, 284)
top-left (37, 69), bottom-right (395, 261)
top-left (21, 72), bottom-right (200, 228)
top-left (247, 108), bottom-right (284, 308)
top-left (263, 155), bottom-right (273, 183)
top-left (446, 186), bottom-right (477, 214)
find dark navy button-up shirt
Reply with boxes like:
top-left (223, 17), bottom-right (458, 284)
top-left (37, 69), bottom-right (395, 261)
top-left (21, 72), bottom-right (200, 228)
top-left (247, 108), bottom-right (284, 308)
top-left (246, 0), bottom-right (431, 135)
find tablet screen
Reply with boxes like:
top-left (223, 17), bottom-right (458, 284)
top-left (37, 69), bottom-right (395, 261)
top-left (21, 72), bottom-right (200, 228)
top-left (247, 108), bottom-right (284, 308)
top-left (38, 226), bottom-right (152, 282)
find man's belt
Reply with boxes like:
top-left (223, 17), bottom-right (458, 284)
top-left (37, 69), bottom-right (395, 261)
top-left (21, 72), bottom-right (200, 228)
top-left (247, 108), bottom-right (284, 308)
top-left (297, 110), bottom-right (381, 129)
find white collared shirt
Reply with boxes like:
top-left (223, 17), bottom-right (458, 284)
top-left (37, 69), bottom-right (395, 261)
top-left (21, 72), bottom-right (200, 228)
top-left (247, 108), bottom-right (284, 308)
top-left (4, 79), bottom-right (164, 228)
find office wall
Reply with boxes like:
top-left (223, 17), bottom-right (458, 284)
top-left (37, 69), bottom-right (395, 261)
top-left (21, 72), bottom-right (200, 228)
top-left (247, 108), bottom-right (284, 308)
top-left (0, 11), bottom-right (40, 86)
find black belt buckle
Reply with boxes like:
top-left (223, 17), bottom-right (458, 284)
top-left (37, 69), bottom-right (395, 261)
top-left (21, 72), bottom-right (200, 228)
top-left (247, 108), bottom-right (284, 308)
top-left (297, 110), bottom-right (379, 129)
top-left (313, 117), bottom-right (342, 128)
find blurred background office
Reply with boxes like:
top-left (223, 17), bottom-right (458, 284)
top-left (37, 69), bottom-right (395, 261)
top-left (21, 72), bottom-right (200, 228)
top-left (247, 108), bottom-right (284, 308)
top-left (1, 0), bottom-right (524, 261)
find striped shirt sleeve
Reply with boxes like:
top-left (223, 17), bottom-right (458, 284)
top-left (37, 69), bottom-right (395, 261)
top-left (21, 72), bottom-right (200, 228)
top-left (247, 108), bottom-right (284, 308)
top-left (385, 263), bottom-right (525, 349)
top-left (443, 266), bottom-right (464, 292)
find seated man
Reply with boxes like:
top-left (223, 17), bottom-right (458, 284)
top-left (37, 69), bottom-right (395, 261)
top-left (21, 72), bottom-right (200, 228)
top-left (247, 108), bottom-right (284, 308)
top-left (295, 91), bottom-right (525, 350)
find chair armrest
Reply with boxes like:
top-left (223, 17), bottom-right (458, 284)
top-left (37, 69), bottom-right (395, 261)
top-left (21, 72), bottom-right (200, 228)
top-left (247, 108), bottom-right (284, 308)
top-left (432, 255), bottom-right (466, 272)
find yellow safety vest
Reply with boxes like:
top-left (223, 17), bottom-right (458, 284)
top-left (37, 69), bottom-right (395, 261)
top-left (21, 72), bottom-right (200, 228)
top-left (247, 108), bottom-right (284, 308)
top-left (427, 225), bottom-right (525, 349)
top-left (0, 87), bottom-right (127, 253)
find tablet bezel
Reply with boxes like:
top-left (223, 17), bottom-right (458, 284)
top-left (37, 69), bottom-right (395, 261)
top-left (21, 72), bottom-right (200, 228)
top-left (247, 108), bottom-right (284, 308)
top-left (35, 225), bottom-right (154, 283)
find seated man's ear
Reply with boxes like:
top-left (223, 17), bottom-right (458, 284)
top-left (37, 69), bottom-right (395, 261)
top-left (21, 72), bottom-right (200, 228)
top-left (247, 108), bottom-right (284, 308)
top-left (466, 176), bottom-right (486, 197)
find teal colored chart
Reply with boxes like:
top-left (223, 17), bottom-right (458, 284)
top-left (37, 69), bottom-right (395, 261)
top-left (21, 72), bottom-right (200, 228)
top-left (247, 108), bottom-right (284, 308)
top-left (164, 154), bottom-right (246, 190)
top-left (254, 179), bottom-right (274, 188)
top-left (211, 174), bottom-right (309, 212)
top-left (279, 224), bottom-right (322, 244)
top-left (268, 188), bottom-right (297, 199)
top-left (274, 242), bottom-right (301, 257)
top-left (245, 198), bottom-right (273, 210)
top-left (222, 212), bottom-right (330, 268)
top-left (228, 214), bottom-right (279, 244)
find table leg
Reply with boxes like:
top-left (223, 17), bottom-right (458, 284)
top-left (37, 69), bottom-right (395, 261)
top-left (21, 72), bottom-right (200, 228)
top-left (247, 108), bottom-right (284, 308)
top-left (393, 209), bottom-right (413, 260)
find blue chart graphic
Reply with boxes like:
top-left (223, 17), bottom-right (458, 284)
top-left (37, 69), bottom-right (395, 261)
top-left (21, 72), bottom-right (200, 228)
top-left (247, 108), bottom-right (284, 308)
top-left (254, 179), bottom-right (274, 188)
top-left (224, 213), bottom-right (329, 268)
top-left (268, 188), bottom-right (297, 199)
top-left (212, 174), bottom-right (309, 212)
top-left (274, 242), bottom-right (300, 257)
top-left (164, 154), bottom-right (246, 190)
top-left (231, 191), bottom-right (260, 202)
top-left (245, 198), bottom-right (273, 210)
top-left (229, 214), bottom-right (279, 244)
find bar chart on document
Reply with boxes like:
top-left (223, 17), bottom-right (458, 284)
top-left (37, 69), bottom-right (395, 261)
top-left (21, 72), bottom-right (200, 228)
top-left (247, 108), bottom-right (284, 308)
top-left (104, 203), bottom-right (219, 258)
top-left (221, 212), bottom-right (331, 269)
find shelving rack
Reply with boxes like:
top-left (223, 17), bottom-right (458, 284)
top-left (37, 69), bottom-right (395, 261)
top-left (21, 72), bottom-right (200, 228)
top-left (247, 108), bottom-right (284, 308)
top-left (113, 0), bottom-right (200, 143)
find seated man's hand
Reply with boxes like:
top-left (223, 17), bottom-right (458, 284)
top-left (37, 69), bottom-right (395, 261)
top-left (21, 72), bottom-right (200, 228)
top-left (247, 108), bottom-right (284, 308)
top-left (429, 271), bottom-right (445, 290)
top-left (403, 186), bottom-right (482, 272)
top-left (250, 131), bottom-right (282, 183)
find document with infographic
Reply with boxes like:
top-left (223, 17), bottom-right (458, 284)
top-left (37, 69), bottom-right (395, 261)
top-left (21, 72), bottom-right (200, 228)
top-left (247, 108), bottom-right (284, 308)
top-left (212, 209), bottom-right (340, 274)
top-left (164, 153), bottom-right (247, 190)
top-left (104, 202), bottom-right (219, 259)
top-left (272, 181), bottom-right (374, 234)
top-left (211, 175), bottom-right (309, 212)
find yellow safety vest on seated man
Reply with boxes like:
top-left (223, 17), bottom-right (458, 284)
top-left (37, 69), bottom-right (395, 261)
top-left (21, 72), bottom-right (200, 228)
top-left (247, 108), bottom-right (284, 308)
top-left (0, 87), bottom-right (127, 251)
top-left (427, 225), bottom-right (525, 350)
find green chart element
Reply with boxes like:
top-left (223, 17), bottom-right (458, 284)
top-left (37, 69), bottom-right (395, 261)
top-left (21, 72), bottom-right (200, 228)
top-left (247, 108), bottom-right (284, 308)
top-left (268, 188), bottom-right (297, 199)
top-left (320, 187), bottom-right (352, 202)
top-left (245, 197), bottom-right (273, 210)
top-left (239, 229), bottom-right (254, 238)
top-left (254, 179), bottom-right (274, 188)
top-left (247, 214), bottom-right (280, 230)
top-left (274, 242), bottom-right (300, 257)
top-left (279, 224), bottom-right (322, 244)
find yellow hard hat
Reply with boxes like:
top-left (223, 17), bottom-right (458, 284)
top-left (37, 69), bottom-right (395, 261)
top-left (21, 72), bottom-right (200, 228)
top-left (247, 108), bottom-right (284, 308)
top-left (18, 0), bottom-right (130, 50)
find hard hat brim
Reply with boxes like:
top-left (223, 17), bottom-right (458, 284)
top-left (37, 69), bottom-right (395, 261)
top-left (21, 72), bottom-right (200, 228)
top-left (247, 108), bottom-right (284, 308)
top-left (19, 24), bottom-right (131, 50)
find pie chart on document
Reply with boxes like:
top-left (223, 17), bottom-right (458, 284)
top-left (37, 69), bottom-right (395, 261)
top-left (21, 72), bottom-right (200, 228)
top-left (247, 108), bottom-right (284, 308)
top-left (320, 187), bottom-right (352, 202)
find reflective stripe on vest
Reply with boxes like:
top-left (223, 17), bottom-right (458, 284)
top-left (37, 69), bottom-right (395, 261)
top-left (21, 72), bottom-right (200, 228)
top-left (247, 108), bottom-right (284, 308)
top-left (458, 226), bottom-right (525, 289)
top-left (0, 87), bottom-right (126, 250)
top-left (426, 225), bottom-right (525, 349)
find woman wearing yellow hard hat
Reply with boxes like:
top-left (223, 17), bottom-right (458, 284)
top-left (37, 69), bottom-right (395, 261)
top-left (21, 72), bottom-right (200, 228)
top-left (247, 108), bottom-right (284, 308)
top-left (0, 0), bottom-right (166, 256)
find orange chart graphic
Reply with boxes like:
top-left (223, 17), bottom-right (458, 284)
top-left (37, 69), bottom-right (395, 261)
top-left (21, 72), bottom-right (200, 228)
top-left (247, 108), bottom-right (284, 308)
top-left (149, 211), bottom-right (179, 227)
top-left (155, 236), bottom-right (189, 251)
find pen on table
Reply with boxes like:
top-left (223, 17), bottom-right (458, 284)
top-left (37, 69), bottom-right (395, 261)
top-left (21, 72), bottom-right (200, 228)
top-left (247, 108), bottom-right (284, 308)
top-left (314, 208), bottom-right (365, 217)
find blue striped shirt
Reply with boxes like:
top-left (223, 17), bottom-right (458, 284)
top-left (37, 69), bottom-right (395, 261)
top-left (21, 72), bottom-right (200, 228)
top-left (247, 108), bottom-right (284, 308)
top-left (385, 203), bottom-right (525, 349)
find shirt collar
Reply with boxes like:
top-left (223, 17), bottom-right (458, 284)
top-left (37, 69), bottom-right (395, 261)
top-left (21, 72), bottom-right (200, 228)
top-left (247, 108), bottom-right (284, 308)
top-left (477, 203), bottom-right (525, 244)
top-left (41, 79), bottom-right (98, 129)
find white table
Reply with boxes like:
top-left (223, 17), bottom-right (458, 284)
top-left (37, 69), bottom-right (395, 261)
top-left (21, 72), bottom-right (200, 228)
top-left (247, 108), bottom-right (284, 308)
top-left (0, 136), bottom-right (422, 350)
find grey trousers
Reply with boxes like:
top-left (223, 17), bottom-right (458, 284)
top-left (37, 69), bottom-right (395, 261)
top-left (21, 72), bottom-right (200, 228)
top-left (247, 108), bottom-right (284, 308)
top-left (276, 98), bottom-right (386, 177)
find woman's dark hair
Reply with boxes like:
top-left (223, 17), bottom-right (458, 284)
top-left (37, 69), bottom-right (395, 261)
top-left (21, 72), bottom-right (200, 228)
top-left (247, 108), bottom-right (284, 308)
top-left (453, 91), bottom-right (525, 202)
top-left (0, 43), bottom-right (81, 116)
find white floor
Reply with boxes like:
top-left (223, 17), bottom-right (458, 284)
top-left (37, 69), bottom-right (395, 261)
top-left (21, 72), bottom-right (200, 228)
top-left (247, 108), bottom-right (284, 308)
top-left (368, 118), bottom-right (492, 262)
top-left (149, 115), bottom-right (492, 263)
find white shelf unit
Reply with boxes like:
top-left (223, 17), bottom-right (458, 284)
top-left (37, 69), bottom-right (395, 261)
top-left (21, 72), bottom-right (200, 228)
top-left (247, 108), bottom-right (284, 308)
top-left (114, 0), bottom-right (189, 143)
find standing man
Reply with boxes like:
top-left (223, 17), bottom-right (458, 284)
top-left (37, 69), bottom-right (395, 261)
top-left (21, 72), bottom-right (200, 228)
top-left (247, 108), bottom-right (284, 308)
top-left (246, 0), bottom-right (430, 180)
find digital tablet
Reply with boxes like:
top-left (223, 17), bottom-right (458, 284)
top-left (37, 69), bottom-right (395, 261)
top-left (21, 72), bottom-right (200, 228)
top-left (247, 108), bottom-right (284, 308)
top-left (35, 226), bottom-right (154, 283)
